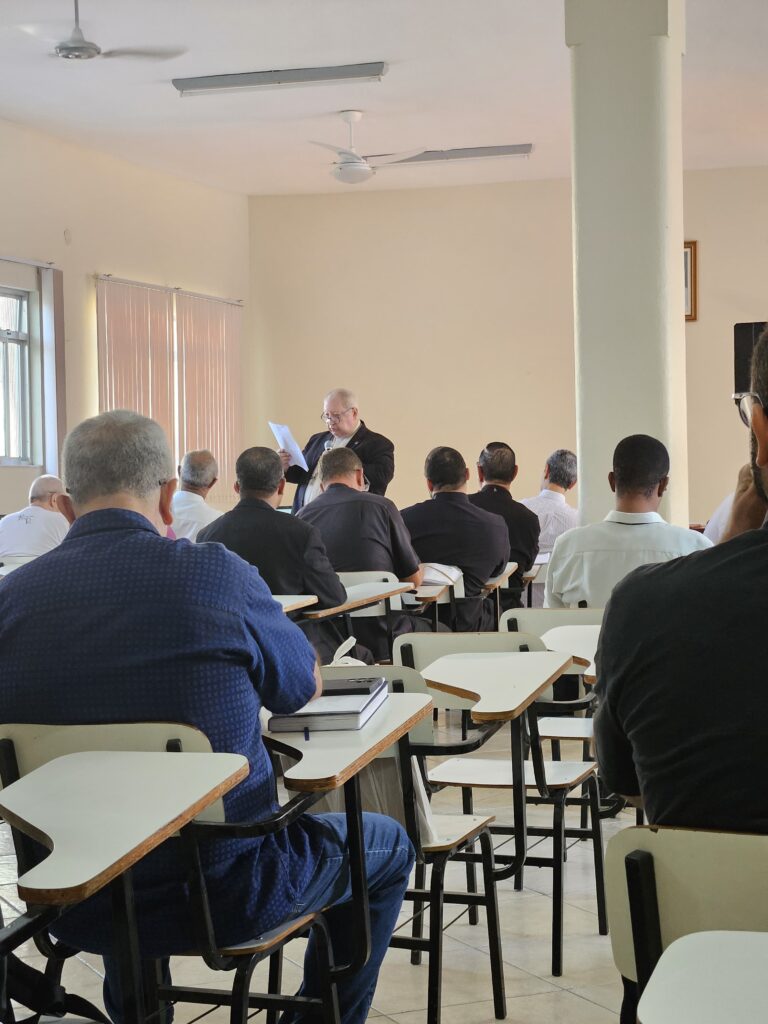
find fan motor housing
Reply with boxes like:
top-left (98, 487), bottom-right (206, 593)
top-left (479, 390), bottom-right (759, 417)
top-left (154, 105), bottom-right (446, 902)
top-left (333, 162), bottom-right (374, 185)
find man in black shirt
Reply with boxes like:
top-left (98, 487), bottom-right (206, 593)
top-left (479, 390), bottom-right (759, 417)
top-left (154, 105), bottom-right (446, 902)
top-left (594, 329), bottom-right (768, 1021)
top-left (198, 447), bottom-right (360, 662)
top-left (401, 447), bottom-right (510, 631)
top-left (469, 442), bottom-right (539, 608)
top-left (299, 448), bottom-right (427, 658)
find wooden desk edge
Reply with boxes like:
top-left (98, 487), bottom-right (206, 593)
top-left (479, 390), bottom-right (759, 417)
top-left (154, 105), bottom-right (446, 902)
top-left (303, 584), bottom-right (414, 619)
top-left (276, 699), bottom-right (433, 792)
top-left (425, 657), bottom-right (571, 722)
top-left (10, 760), bottom-right (249, 906)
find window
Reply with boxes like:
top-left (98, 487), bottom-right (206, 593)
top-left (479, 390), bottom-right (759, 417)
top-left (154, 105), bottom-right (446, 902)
top-left (0, 289), bottom-right (31, 463)
top-left (96, 278), bottom-right (242, 505)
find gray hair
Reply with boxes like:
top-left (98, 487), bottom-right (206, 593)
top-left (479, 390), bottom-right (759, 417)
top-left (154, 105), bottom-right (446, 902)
top-left (29, 475), bottom-right (64, 503)
top-left (63, 410), bottom-right (174, 505)
top-left (180, 450), bottom-right (218, 489)
top-left (546, 449), bottom-right (577, 489)
top-left (324, 387), bottom-right (358, 409)
top-left (318, 447), bottom-right (363, 484)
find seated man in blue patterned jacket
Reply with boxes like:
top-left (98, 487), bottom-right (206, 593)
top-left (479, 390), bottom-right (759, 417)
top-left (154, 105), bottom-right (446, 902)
top-left (0, 410), bottom-right (413, 1024)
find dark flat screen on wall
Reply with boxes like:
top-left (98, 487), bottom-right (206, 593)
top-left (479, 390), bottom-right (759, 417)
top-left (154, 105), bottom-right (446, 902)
top-left (734, 322), bottom-right (766, 393)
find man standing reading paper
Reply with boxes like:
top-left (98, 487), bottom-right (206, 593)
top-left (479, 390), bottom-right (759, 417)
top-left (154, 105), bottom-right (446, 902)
top-left (279, 388), bottom-right (395, 511)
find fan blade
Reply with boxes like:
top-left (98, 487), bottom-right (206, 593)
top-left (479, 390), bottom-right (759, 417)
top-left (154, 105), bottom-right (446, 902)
top-left (366, 149), bottom-right (428, 167)
top-left (309, 141), bottom-right (360, 160)
top-left (101, 47), bottom-right (187, 60)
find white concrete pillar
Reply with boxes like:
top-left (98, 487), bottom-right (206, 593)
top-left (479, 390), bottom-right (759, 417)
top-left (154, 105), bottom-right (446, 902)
top-left (566, 0), bottom-right (688, 526)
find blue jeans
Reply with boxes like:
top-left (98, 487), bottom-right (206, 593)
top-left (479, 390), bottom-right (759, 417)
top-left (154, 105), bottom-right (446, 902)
top-left (103, 811), bottom-right (414, 1024)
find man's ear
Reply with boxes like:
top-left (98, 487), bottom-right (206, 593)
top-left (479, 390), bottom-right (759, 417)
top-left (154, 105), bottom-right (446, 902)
top-left (753, 405), bottom-right (768, 468)
top-left (56, 493), bottom-right (77, 526)
top-left (608, 471), bottom-right (616, 494)
top-left (234, 481), bottom-right (241, 495)
top-left (208, 477), bottom-right (218, 492)
top-left (277, 478), bottom-right (286, 496)
top-left (426, 479), bottom-right (435, 495)
top-left (544, 463), bottom-right (551, 481)
top-left (463, 467), bottom-right (470, 484)
top-left (159, 479), bottom-right (177, 527)
top-left (658, 476), bottom-right (670, 498)
top-left (355, 468), bottom-right (365, 490)
top-left (512, 465), bottom-right (519, 483)
top-left (477, 463), bottom-right (485, 485)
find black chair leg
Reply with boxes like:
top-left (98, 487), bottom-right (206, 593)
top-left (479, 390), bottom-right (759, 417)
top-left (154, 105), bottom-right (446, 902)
top-left (635, 804), bottom-right (645, 826)
top-left (313, 917), bottom-right (341, 1024)
top-left (551, 791), bottom-right (566, 976)
top-left (266, 948), bottom-right (283, 1024)
top-left (427, 857), bottom-right (447, 1024)
top-left (551, 739), bottom-right (561, 761)
top-left (230, 955), bottom-right (259, 1024)
top-left (462, 787), bottom-right (479, 925)
top-left (588, 775), bottom-right (608, 935)
top-left (479, 829), bottom-right (506, 1020)
top-left (411, 860), bottom-right (426, 965)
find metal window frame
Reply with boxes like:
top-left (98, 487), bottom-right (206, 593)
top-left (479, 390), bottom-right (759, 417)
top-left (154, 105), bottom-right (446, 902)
top-left (0, 287), bottom-right (32, 464)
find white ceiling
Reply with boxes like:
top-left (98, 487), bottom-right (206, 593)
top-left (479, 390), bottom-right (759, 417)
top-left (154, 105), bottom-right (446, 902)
top-left (0, 0), bottom-right (766, 196)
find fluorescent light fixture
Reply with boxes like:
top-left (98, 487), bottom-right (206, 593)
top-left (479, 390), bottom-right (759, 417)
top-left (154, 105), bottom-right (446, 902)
top-left (172, 61), bottom-right (388, 96)
top-left (364, 144), bottom-right (534, 165)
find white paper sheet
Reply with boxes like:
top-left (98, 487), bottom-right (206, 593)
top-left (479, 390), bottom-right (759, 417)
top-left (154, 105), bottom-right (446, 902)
top-left (269, 421), bottom-right (308, 471)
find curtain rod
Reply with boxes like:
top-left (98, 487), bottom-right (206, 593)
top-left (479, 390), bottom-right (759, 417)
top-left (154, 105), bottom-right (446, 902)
top-left (0, 255), bottom-right (56, 269)
top-left (96, 274), bottom-right (243, 307)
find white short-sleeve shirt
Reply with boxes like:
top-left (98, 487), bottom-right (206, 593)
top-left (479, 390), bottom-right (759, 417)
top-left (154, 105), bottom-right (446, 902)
top-left (545, 510), bottom-right (712, 609)
top-left (0, 505), bottom-right (70, 558)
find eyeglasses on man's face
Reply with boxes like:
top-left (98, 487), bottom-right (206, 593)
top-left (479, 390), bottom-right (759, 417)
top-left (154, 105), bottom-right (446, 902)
top-left (733, 392), bottom-right (764, 428)
top-left (321, 408), bottom-right (354, 424)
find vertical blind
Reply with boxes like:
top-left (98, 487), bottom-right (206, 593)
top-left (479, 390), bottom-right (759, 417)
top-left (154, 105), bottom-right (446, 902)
top-left (96, 278), bottom-right (242, 505)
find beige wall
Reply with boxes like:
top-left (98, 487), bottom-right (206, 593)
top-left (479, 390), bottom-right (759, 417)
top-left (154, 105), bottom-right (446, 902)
top-left (0, 118), bottom-right (249, 511)
top-left (250, 168), bottom-right (768, 522)
top-left (249, 181), bottom-right (577, 511)
top-left (683, 167), bottom-right (768, 522)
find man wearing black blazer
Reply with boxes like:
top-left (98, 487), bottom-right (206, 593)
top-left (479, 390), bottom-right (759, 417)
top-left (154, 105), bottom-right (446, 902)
top-left (198, 447), bottom-right (360, 662)
top-left (469, 442), bottom-right (540, 608)
top-left (279, 388), bottom-right (395, 512)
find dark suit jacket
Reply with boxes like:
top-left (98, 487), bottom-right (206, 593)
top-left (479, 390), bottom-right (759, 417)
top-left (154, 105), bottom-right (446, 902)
top-left (469, 486), bottom-right (540, 601)
top-left (197, 498), bottom-right (346, 610)
top-left (400, 491), bottom-right (510, 630)
top-left (285, 420), bottom-right (395, 511)
top-left (297, 484), bottom-right (419, 578)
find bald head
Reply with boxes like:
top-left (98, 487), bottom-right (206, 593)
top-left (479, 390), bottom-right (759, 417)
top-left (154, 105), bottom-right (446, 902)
top-left (179, 450), bottom-right (218, 495)
top-left (29, 475), bottom-right (65, 511)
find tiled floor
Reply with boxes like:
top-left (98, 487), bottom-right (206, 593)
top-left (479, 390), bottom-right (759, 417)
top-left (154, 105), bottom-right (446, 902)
top-left (0, 727), bottom-right (632, 1023)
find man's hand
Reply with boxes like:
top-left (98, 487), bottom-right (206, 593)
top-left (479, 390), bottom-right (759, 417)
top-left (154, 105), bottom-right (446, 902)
top-left (719, 463), bottom-right (768, 543)
top-left (277, 449), bottom-right (292, 472)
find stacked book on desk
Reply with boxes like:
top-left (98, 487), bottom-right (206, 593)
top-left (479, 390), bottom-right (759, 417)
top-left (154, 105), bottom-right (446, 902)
top-left (268, 676), bottom-right (389, 732)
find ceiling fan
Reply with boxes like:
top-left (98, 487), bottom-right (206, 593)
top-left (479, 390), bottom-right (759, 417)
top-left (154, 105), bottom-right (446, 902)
top-left (311, 111), bottom-right (425, 185)
top-left (51, 0), bottom-right (186, 61)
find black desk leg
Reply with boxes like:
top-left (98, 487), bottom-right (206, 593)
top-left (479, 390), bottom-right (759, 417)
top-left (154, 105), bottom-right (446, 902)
top-left (491, 719), bottom-right (528, 887)
top-left (526, 581), bottom-right (533, 608)
top-left (330, 774), bottom-right (371, 981)
top-left (111, 869), bottom-right (146, 1024)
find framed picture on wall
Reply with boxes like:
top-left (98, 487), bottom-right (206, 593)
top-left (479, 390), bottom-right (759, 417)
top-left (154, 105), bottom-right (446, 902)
top-left (684, 240), bottom-right (698, 322)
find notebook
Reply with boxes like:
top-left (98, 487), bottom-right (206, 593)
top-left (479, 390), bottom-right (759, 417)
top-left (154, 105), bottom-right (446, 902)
top-left (268, 679), bottom-right (389, 732)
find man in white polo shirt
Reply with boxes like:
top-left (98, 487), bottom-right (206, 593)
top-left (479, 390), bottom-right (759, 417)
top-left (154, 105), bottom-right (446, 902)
top-left (0, 475), bottom-right (69, 558)
top-left (170, 449), bottom-right (222, 540)
top-left (545, 435), bottom-right (711, 608)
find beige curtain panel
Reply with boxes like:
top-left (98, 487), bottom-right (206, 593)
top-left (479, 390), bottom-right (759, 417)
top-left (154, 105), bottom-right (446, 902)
top-left (96, 278), bottom-right (242, 507)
